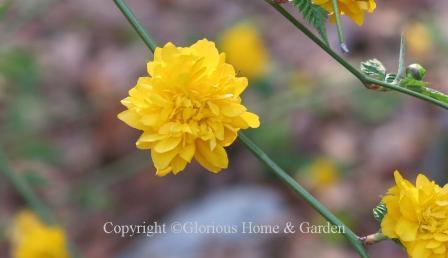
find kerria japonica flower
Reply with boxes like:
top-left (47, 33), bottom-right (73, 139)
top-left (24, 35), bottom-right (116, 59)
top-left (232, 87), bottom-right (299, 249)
top-left (220, 22), bottom-right (269, 80)
top-left (118, 39), bottom-right (260, 176)
top-left (11, 211), bottom-right (70, 258)
top-left (381, 171), bottom-right (448, 258)
top-left (313, 0), bottom-right (376, 26)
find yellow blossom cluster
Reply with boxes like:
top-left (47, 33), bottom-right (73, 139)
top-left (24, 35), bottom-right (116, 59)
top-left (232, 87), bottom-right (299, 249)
top-left (381, 171), bottom-right (448, 258)
top-left (119, 39), bottom-right (260, 176)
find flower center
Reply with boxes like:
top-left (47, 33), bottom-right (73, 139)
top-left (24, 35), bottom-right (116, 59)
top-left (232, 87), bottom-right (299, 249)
top-left (420, 205), bottom-right (448, 234)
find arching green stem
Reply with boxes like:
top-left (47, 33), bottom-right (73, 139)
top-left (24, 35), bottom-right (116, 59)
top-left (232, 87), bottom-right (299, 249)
top-left (264, 0), bottom-right (448, 110)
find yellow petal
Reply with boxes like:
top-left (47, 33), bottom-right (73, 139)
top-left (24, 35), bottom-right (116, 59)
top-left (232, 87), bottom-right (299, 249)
top-left (426, 240), bottom-right (442, 249)
top-left (394, 171), bottom-right (409, 188)
top-left (196, 141), bottom-right (228, 172)
top-left (137, 133), bottom-right (164, 149)
top-left (348, 12), bottom-right (365, 26)
top-left (138, 132), bottom-right (165, 143)
top-left (179, 144), bottom-right (195, 162)
top-left (191, 39), bottom-right (220, 71)
top-left (434, 233), bottom-right (448, 242)
top-left (117, 110), bottom-right (144, 130)
top-left (151, 148), bottom-right (178, 170)
top-left (233, 77), bottom-right (248, 96)
top-left (221, 103), bottom-right (247, 117)
top-left (395, 218), bottom-right (418, 242)
top-left (156, 166), bottom-right (172, 177)
top-left (411, 241), bottom-right (431, 258)
top-left (399, 195), bottom-right (417, 221)
top-left (140, 114), bottom-right (160, 126)
top-left (154, 137), bottom-right (182, 153)
top-left (241, 112), bottom-right (260, 128)
top-left (221, 128), bottom-right (238, 147)
top-left (381, 215), bottom-right (398, 239)
top-left (416, 173), bottom-right (431, 187)
top-left (210, 122), bottom-right (225, 140)
top-left (433, 244), bottom-right (446, 254)
top-left (367, 0), bottom-right (376, 12)
top-left (207, 101), bottom-right (220, 115)
top-left (195, 150), bottom-right (221, 173)
top-left (171, 157), bottom-right (188, 174)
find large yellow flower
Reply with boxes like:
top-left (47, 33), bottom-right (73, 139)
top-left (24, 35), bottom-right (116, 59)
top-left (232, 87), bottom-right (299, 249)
top-left (118, 39), bottom-right (260, 176)
top-left (381, 171), bottom-right (448, 258)
top-left (220, 22), bottom-right (269, 79)
top-left (313, 0), bottom-right (376, 26)
top-left (11, 210), bottom-right (70, 258)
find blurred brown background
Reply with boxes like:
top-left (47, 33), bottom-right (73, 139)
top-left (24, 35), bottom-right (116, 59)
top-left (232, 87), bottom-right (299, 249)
top-left (1, 0), bottom-right (448, 257)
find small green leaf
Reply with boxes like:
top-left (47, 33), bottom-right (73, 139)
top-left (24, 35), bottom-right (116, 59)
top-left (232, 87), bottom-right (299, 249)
top-left (400, 77), bottom-right (428, 90)
top-left (292, 0), bottom-right (329, 44)
top-left (373, 202), bottom-right (387, 222)
top-left (360, 59), bottom-right (386, 81)
top-left (400, 77), bottom-right (448, 104)
top-left (420, 87), bottom-right (448, 103)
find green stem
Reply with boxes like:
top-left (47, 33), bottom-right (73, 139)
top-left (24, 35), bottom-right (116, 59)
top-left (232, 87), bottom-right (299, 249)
top-left (365, 77), bottom-right (448, 110)
top-left (265, 0), bottom-right (365, 82)
top-left (359, 232), bottom-right (387, 246)
top-left (330, 0), bottom-right (348, 53)
top-left (114, 0), bottom-right (157, 53)
top-left (238, 132), bottom-right (369, 258)
top-left (265, 0), bottom-right (448, 110)
top-left (0, 148), bottom-right (55, 225)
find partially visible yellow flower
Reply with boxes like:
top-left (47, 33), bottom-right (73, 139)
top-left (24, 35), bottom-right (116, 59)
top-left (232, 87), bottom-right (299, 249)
top-left (304, 157), bottom-right (339, 188)
top-left (11, 210), bottom-right (70, 258)
top-left (118, 39), bottom-right (260, 176)
top-left (381, 171), bottom-right (448, 258)
top-left (313, 0), bottom-right (376, 26)
top-left (404, 22), bottom-right (433, 59)
top-left (220, 22), bottom-right (269, 79)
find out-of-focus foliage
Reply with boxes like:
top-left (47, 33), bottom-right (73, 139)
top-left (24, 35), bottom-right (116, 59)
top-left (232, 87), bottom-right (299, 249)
top-left (0, 0), bottom-right (14, 20)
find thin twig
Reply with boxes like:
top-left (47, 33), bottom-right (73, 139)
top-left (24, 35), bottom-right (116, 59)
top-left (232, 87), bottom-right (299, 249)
top-left (238, 132), bottom-right (370, 258)
top-left (0, 149), bottom-right (55, 224)
top-left (359, 232), bottom-right (387, 246)
top-left (264, 0), bottom-right (448, 110)
top-left (330, 0), bottom-right (349, 53)
top-left (114, 0), bottom-right (157, 52)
